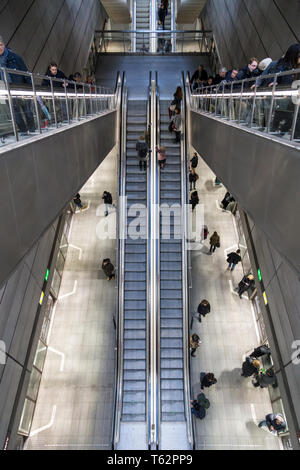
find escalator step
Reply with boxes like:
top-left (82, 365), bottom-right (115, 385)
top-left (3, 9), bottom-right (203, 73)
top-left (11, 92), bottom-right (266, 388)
top-left (161, 369), bottom-right (183, 379)
top-left (125, 281), bottom-right (146, 290)
top-left (161, 358), bottom-right (183, 369)
top-left (124, 291), bottom-right (146, 301)
top-left (161, 413), bottom-right (186, 422)
top-left (124, 319), bottom-right (146, 330)
top-left (122, 402), bottom-right (146, 415)
top-left (122, 414), bottom-right (146, 422)
top-left (160, 308), bottom-right (183, 318)
top-left (161, 389), bottom-right (184, 402)
top-left (161, 338), bottom-right (182, 348)
top-left (161, 348), bottom-right (183, 359)
top-left (124, 359), bottom-right (145, 370)
top-left (161, 318), bottom-right (182, 328)
top-left (160, 299), bottom-right (182, 309)
top-left (125, 272), bottom-right (147, 282)
top-left (123, 391), bottom-right (146, 402)
top-left (124, 349), bottom-right (146, 360)
top-left (161, 328), bottom-right (183, 339)
top-left (124, 370), bottom-right (146, 380)
top-left (162, 402), bottom-right (185, 413)
top-left (161, 378), bottom-right (184, 390)
top-left (124, 380), bottom-right (146, 391)
top-left (160, 290), bottom-right (182, 300)
top-left (124, 329), bottom-right (146, 340)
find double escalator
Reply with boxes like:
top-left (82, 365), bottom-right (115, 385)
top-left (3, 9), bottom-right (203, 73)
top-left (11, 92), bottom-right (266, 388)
top-left (114, 74), bottom-right (193, 450)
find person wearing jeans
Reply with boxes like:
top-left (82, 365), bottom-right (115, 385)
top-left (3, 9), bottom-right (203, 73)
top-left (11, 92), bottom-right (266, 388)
top-left (226, 249), bottom-right (242, 271)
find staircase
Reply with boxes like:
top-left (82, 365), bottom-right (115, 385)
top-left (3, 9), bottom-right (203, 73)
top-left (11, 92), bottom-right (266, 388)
top-left (136, 0), bottom-right (150, 52)
top-left (122, 100), bottom-right (148, 423)
top-left (159, 100), bottom-right (185, 422)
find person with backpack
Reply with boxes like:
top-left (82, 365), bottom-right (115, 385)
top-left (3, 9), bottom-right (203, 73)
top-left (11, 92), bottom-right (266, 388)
top-left (73, 193), bottom-right (87, 212)
top-left (252, 368), bottom-right (277, 388)
top-left (209, 231), bottom-right (220, 254)
top-left (102, 191), bottom-right (113, 217)
top-left (226, 249), bottom-right (242, 271)
top-left (190, 393), bottom-right (210, 419)
top-left (241, 357), bottom-right (261, 377)
top-left (250, 344), bottom-right (271, 359)
top-left (136, 135), bottom-right (149, 171)
top-left (258, 413), bottom-right (286, 436)
top-left (190, 152), bottom-right (199, 169)
top-left (197, 300), bottom-right (211, 323)
top-left (101, 259), bottom-right (115, 281)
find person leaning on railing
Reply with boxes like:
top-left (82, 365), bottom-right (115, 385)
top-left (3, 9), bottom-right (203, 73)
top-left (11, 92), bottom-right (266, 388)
top-left (42, 62), bottom-right (68, 122)
top-left (0, 35), bottom-right (36, 135)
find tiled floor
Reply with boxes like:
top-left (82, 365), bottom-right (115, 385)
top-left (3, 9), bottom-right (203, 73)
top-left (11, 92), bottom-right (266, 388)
top-left (189, 150), bottom-right (281, 450)
top-left (25, 148), bottom-right (118, 450)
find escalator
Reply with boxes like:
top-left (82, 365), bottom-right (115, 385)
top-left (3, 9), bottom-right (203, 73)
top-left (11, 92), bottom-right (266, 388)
top-left (122, 99), bottom-right (148, 424)
top-left (136, 0), bottom-right (151, 51)
top-left (159, 100), bottom-right (185, 424)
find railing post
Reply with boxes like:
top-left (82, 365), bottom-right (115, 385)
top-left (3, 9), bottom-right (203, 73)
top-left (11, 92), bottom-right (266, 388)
top-left (74, 82), bottom-right (79, 120)
top-left (30, 72), bottom-right (41, 134)
top-left (290, 102), bottom-right (299, 141)
top-left (238, 81), bottom-right (244, 124)
top-left (250, 78), bottom-right (258, 128)
top-left (89, 84), bottom-right (93, 115)
top-left (83, 85), bottom-right (87, 118)
top-left (3, 68), bottom-right (19, 141)
top-left (64, 80), bottom-right (70, 124)
top-left (50, 78), bottom-right (58, 128)
top-left (267, 74), bottom-right (278, 133)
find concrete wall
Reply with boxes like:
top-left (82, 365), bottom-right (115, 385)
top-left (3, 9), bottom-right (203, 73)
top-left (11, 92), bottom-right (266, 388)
top-left (201, 0), bottom-right (300, 69)
top-left (241, 213), bottom-right (300, 449)
top-left (0, 110), bottom-right (117, 289)
top-left (0, 0), bottom-right (107, 76)
top-left (0, 220), bottom-right (57, 449)
top-left (190, 110), bottom-right (300, 276)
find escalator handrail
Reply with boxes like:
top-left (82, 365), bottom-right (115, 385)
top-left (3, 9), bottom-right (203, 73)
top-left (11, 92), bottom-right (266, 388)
top-left (112, 71), bottom-right (127, 448)
top-left (155, 70), bottom-right (161, 450)
top-left (181, 70), bottom-right (196, 449)
top-left (146, 71), bottom-right (153, 449)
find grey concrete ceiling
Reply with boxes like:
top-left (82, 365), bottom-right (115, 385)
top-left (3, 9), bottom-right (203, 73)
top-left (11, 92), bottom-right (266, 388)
top-left (101, 0), bottom-right (131, 24)
top-left (176, 0), bottom-right (207, 24)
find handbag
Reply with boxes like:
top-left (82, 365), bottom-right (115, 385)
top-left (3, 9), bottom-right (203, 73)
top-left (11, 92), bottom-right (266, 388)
top-left (216, 242), bottom-right (220, 248)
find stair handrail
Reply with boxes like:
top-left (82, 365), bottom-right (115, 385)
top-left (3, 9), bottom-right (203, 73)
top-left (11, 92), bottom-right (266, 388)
top-left (112, 71), bottom-right (127, 448)
top-left (181, 71), bottom-right (195, 449)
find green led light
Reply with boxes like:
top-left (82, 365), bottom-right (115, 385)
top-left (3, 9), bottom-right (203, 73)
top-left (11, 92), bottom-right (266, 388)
top-left (45, 269), bottom-right (50, 282)
top-left (258, 269), bottom-right (262, 282)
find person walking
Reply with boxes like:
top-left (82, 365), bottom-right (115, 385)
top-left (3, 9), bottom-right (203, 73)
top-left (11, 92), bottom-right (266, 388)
top-left (258, 413), bottom-right (286, 436)
top-left (0, 36), bottom-right (35, 134)
top-left (190, 191), bottom-right (199, 211)
top-left (197, 300), bottom-right (210, 323)
top-left (190, 333), bottom-right (201, 357)
top-left (136, 135), bottom-right (149, 171)
top-left (73, 193), bottom-right (87, 211)
top-left (238, 274), bottom-right (255, 298)
top-left (102, 191), bottom-right (113, 217)
top-left (241, 357), bottom-right (261, 377)
top-left (158, 3), bottom-right (167, 29)
top-left (200, 372), bottom-right (217, 390)
top-left (102, 258), bottom-right (115, 281)
top-left (190, 152), bottom-right (199, 169)
top-left (190, 393), bottom-right (210, 419)
top-left (209, 231), bottom-right (220, 253)
top-left (157, 146), bottom-right (166, 169)
top-left (253, 368), bottom-right (277, 388)
top-left (189, 168), bottom-right (199, 191)
top-left (201, 225), bottom-right (209, 242)
top-left (226, 249), bottom-right (242, 271)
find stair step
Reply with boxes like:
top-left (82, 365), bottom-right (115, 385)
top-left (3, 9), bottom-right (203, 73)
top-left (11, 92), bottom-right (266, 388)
top-left (161, 358), bottom-right (183, 369)
top-left (161, 328), bottom-right (183, 339)
top-left (161, 299), bottom-right (183, 309)
top-left (122, 414), bottom-right (146, 422)
top-left (162, 402), bottom-right (185, 413)
top-left (161, 348), bottom-right (183, 358)
top-left (124, 349), bottom-right (146, 360)
top-left (124, 290), bottom-right (146, 301)
top-left (124, 359), bottom-right (145, 370)
top-left (161, 379), bottom-right (184, 390)
top-left (161, 413), bottom-right (186, 422)
top-left (123, 380), bottom-right (146, 391)
top-left (160, 308), bottom-right (183, 319)
top-left (161, 390), bottom-right (184, 402)
top-left (161, 369), bottom-right (183, 379)
top-left (123, 391), bottom-right (146, 403)
top-left (124, 319), bottom-right (146, 330)
top-left (161, 338), bottom-right (183, 348)
top-left (122, 402), bottom-right (146, 415)
top-left (124, 370), bottom-right (146, 381)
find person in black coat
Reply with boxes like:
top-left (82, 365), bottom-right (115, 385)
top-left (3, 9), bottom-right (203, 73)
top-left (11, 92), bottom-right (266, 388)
top-left (0, 36), bottom-right (35, 133)
top-left (200, 372), bottom-right (217, 390)
top-left (102, 191), bottom-right (113, 217)
top-left (190, 191), bottom-right (199, 211)
top-left (102, 259), bottom-right (115, 281)
top-left (190, 65), bottom-right (208, 90)
top-left (241, 357), bottom-right (261, 377)
top-left (42, 62), bottom-right (67, 87)
top-left (158, 4), bottom-right (167, 29)
top-left (253, 368), bottom-right (277, 388)
top-left (238, 274), bottom-right (255, 298)
top-left (236, 57), bottom-right (260, 87)
top-left (197, 300), bottom-right (210, 323)
top-left (190, 152), bottom-right (199, 169)
top-left (226, 249), bottom-right (241, 271)
top-left (250, 344), bottom-right (271, 359)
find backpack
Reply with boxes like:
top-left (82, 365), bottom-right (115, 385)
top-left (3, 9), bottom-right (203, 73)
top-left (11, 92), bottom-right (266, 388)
top-left (191, 156), bottom-right (198, 168)
top-left (137, 142), bottom-right (148, 159)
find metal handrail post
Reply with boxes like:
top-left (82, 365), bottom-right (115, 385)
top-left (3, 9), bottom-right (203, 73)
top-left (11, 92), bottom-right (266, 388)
top-left (250, 78), bottom-right (258, 128)
top-left (267, 74), bottom-right (278, 133)
top-left (290, 102), bottom-right (299, 141)
top-left (89, 84), bottom-right (93, 115)
top-left (50, 78), bottom-right (58, 128)
top-left (238, 81), bottom-right (244, 124)
top-left (64, 80), bottom-right (70, 124)
top-left (74, 83), bottom-right (79, 120)
top-left (83, 85), bottom-right (87, 118)
top-left (30, 73), bottom-right (41, 134)
top-left (3, 68), bottom-right (19, 141)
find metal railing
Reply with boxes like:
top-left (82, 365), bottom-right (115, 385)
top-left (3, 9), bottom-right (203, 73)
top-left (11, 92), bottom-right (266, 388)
top-left (181, 71), bottom-right (195, 449)
top-left (95, 29), bottom-right (213, 54)
top-left (0, 67), bottom-right (115, 148)
top-left (112, 72), bottom-right (127, 448)
top-left (190, 68), bottom-right (300, 145)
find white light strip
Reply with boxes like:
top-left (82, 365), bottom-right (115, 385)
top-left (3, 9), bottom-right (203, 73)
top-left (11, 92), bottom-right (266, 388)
top-left (192, 90), bottom-right (298, 98)
top-left (0, 90), bottom-right (115, 98)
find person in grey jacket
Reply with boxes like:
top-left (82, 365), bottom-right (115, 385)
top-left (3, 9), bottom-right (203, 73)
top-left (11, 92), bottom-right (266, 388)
top-left (173, 108), bottom-right (182, 143)
top-left (253, 368), bottom-right (277, 388)
top-left (258, 413), bottom-right (286, 435)
top-left (136, 135), bottom-right (149, 171)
